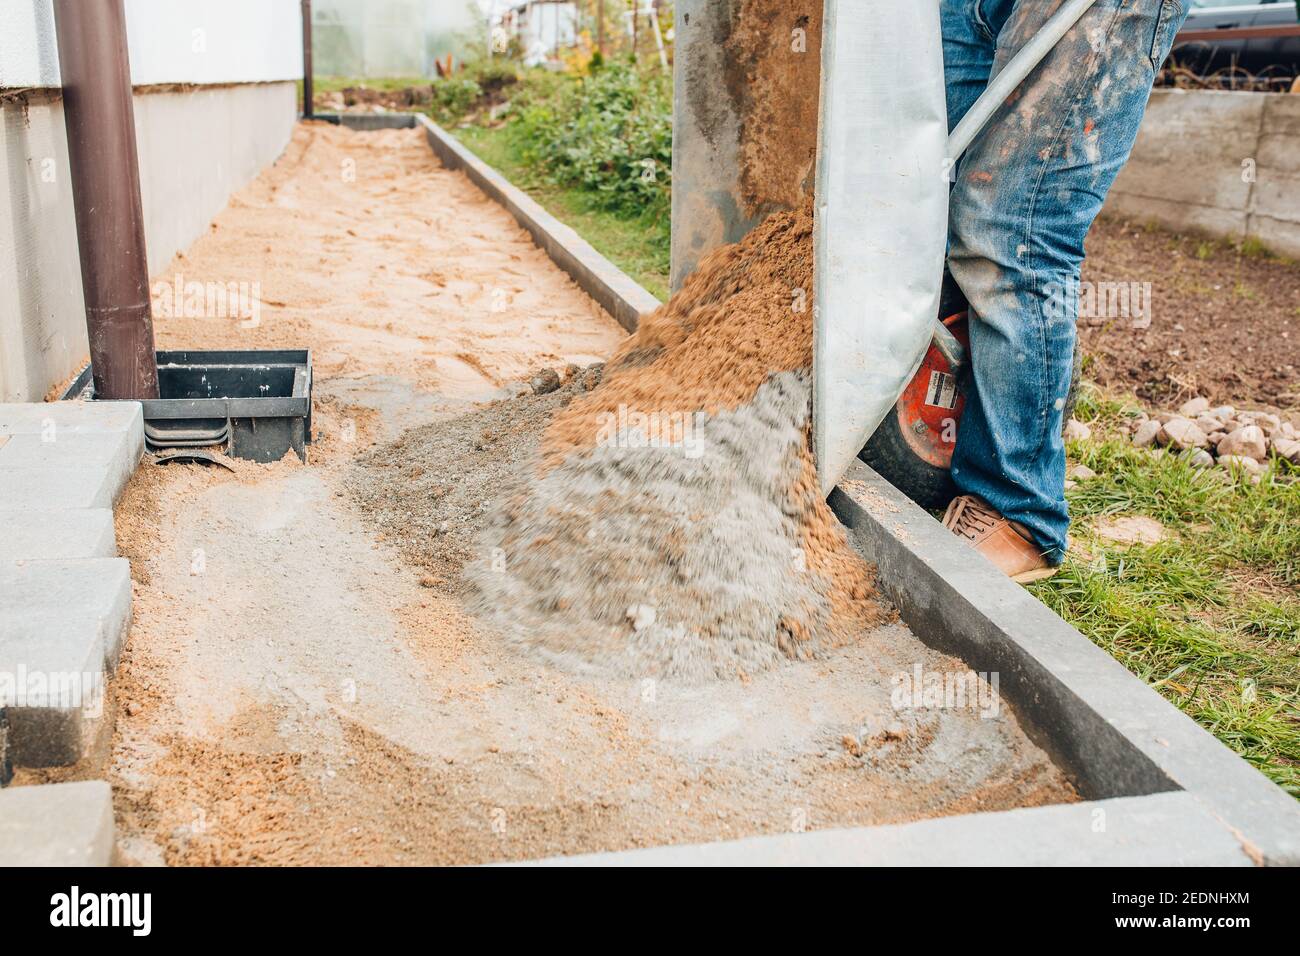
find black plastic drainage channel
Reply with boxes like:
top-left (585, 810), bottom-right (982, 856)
top-left (64, 349), bottom-right (312, 463)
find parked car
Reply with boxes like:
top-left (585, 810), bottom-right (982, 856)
top-left (1170, 0), bottom-right (1300, 83)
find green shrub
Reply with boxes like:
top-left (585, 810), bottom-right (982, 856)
top-left (502, 63), bottom-right (672, 221)
top-left (467, 60), bottom-right (520, 94)
top-left (431, 78), bottom-right (483, 121)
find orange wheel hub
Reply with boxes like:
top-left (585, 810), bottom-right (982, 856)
top-left (894, 313), bottom-right (969, 470)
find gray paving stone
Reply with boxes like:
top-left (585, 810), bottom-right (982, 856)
top-left (0, 403), bottom-right (143, 512)
top-left (0, 559), bottom-right (130, 767)
top-left (0, 405), bottom-right (141, 771)
top-left (0, 607), bottom-right (106, 767)
top-left (1, 558), bottom-right (132, 667)
top-left (0, 400), bottom-right (143, 437)
top-left (0, 781), bottom-right (115, 866)
top-left (0, 510), bottom-right (117, 561)
top-left (0, 465), bottom-right (120, 511)
top-left (0, 431), bottom-right (141, 504)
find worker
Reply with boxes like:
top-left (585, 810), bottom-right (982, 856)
top-left (939, 0), bottom-right (1189, 582)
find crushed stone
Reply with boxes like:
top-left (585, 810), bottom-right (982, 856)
top-left (349, 366), bottom-right (603, 582)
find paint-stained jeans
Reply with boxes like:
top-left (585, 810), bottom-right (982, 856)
top-left (942, 0), bottom-right (1187, 560)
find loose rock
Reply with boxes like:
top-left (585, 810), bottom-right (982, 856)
top-left (1271, 437), bottom-right (1300, 464)
top-left (1094, 515), bottom-right (1167, 546)
top-left (1218, 425), bottom-right (1267, 461)
top-left (1064, 419), bottom-right (1092, 442)
top-left (1251, 412), bottom-right (1283, 436)
top-left (1219, 454), bottom-right (1263, 475)
top-left (530, 368), bottom-right (562, 395)
top-left (1159, 417), bottom-right (1209, 450)
top-left (1133, 419), bottom-right (1162, 447)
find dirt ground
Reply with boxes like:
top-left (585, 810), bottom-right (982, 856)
top-left (1079, 216), bottom-right (1300, 411)
top-left (75, 123), bottom-right (1071, 865)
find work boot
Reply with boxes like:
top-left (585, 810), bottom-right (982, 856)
top-left (941, 495), bottom-right (1059, 584)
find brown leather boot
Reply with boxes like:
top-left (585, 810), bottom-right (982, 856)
top-left (941, 495), bottom-right (1059, 584)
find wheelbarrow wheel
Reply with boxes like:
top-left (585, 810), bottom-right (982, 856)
top-left (858, 407), bottom-right (960, 512)
top-left (859, 348), bottom-right (1081, 511)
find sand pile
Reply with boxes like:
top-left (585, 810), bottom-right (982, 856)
top-left (461, 202), bottom-right (888, 681)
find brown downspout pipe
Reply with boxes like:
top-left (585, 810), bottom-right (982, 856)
top-left (301, 0), bottom-right (314, 119)
top-left (52, 0), bottom-right (159, 401)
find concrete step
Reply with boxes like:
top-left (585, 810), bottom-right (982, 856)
top-left (0, 509), bottom-right (118, 561)
top-left (0, 558), bottom-right (131, 767)
top-left (0, 404), bottom-right (142, 772)
top-left (0, 402), bottom-right (144, 512)
top-left (0, 781), bottom-right (115, 866)
top-left (0, 431), bottom-right (142, 504)
top-left (0, 400), bottom-right (143, 438)
top-left (0, 465), bottom-right (123, 511)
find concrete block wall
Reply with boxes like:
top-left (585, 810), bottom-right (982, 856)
top-left (1106, 89), bottom-right (1300, 257)
top-left (0, 0), bottom-right (303, 403)
top-left (134, 84), bottom-right (299, 276)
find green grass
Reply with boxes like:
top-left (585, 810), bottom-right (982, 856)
top-left (452, 124), bottom-right (671, 300)
top-left (1031, 383), bottom-right (1300, 795)
top-left (1239, 235), bottom-right (1284, 261)
top-left (1179, 231), bottom-right (1291, 265)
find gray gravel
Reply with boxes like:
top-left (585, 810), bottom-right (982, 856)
top-left (347, 365), bottom-right (603, 585)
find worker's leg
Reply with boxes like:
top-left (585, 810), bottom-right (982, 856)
top-left (940, 0), bottom-right (1011, 131)
top-left (945, 0), bottom-right (1188, 561)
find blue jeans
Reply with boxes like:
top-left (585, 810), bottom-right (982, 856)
top-left (942, 0), bottom-right (1188, 560)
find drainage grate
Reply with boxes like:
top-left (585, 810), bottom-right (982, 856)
top-left (64, 349), bottom-right (313, 463)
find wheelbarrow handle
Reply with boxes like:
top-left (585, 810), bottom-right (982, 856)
top-left (947, 0), bottom-right (1103, 161)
